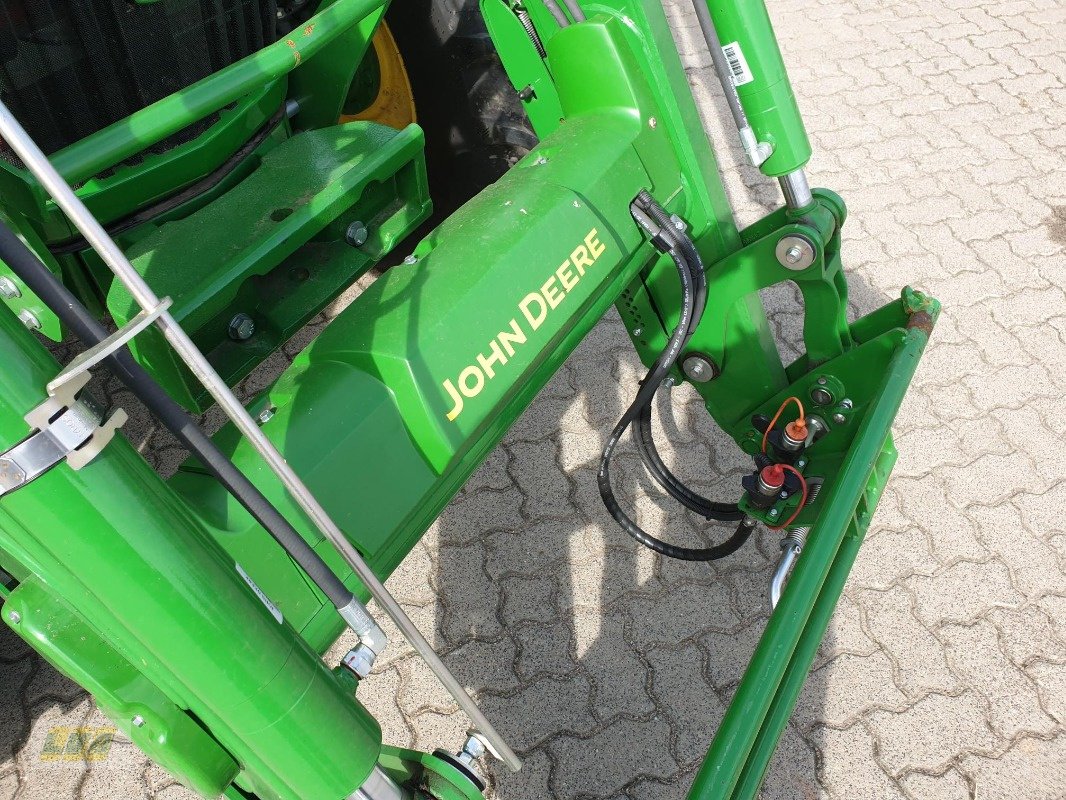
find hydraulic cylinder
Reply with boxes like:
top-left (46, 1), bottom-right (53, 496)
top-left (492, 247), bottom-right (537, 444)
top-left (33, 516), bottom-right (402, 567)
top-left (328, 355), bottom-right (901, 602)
top-left (0, 306), bottom-right (383, 800)
top-left (699, 0), bottom-right (812, 177)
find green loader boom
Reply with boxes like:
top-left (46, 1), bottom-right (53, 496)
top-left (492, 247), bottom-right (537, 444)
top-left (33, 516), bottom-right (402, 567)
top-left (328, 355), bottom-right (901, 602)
top-left (0, 0), bottom-right (937, 798)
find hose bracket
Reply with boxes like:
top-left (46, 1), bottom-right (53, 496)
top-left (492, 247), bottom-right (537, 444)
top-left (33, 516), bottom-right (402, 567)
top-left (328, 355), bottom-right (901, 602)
top-left (46, 296), bottom-right (172, 397)
top-left (0, 372), bottom-right (127, 498)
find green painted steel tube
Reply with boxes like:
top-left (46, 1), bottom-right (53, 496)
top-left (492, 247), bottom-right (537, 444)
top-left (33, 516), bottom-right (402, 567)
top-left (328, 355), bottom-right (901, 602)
top-left (731, 525), bottom-right (865, 797)
top-left (700, 0), bottom-right (811, 176)
top-left (0, 308), bottom-right (383, 800)
top-left (687, 321), bottom-right (933, 799)
top-left (49, 0), bottom-right (385, 185)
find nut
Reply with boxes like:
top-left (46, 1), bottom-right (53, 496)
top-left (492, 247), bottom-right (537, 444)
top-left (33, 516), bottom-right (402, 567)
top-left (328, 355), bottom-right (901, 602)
top-left (18, 310), bottom-right (40, 331)
top-left (0, 277), bottom-right (20, 299)
top-left (345, 221), bottom-right (368, 247)
top-left (228, 313), bottom-right (255, 341)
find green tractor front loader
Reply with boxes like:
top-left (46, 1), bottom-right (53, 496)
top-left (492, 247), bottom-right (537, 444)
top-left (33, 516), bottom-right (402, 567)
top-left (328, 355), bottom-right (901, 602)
top-left (0, 0), bottom-right (938, 798)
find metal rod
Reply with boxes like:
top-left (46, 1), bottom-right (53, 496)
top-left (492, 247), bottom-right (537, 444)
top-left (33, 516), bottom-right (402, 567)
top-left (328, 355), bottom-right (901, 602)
top-left (690, 0), bottom-right (771, 167)
top-left (731, 527), bottom-right (866, 798)
top-left (778, 169), bottom-right (813, 210)
top-left (0, 100), bottom-right (522, 774)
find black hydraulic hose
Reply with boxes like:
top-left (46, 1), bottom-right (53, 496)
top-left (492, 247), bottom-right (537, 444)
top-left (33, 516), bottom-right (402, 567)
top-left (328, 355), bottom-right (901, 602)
top-left (49, 103), bottom-right (288, 256)
top-left (636, 189), bottom-right (707, 339)
top-left (628, 191), bottom-right (740, 522)
top-left (0, 221), bottom-right (356, 610)
top-left (634, 401), bottom-right (743, 521)
top-left (598, 219), bottom-right (752, 561)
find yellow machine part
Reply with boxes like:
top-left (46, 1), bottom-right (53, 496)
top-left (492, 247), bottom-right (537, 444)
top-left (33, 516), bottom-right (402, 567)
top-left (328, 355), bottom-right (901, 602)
top-left (340, 22), bottom-right (416, 130)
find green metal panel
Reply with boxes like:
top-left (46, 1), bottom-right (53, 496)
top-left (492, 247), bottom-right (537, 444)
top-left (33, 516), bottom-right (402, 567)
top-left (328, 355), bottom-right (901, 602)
top-left (170, 14), bottom-right (684, 653)
top-left (106, 121), bottom-right (430, 410)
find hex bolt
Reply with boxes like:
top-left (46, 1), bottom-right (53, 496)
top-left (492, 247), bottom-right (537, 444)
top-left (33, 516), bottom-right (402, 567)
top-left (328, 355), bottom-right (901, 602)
top-left (518, 85), bottom-right (535, 101)
top-left (8, 611), bottom-right (20, 624)
top-left (682, 354), bottom-right (718, 383)
top-left (632, 327), bottom-right (644, 337)
top-left (257, 407), bottom-right (275, 425)
top-left (839, 398), bottom-right (853, 409)
top-left (648, 117), bottom-right (658, 128)
top-left (18, 309), bottom-right (40, 331)
top-left (132, 715), bottom-right (146, 728)
top-left (775, 236), bottom-right (815, 270)
top-left (0, 276), bottom-right (20, 299)
top-left (832, 412), bottom-right (847, 425)
top-left (779, 490), bottom-right (788, 499)
top-left (403, 255), bottom-right (418, 265)
top-left (769, 508), bottom-right (779, 517)
top-left (228, 313), bottom-right (255, 341)
top-left (345, 221), bottom-right (368, 248)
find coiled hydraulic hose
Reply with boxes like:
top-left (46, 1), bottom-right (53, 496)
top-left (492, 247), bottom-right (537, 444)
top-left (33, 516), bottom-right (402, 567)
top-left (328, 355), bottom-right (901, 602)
top-left (628, 190), bottom-right (742, 523)
top-left (598, 197), bottom-right (752, 561)
top-left (0, 220), bottom-right (358, 613)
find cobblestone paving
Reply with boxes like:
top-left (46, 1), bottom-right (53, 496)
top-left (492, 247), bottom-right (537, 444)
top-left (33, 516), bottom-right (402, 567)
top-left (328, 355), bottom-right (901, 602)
top-left (2, 0), bottom-right (1065, 796)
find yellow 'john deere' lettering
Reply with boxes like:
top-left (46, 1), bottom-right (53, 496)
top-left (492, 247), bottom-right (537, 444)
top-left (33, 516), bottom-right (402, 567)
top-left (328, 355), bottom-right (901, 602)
top-left (443, 228), bottom-right (607, 421)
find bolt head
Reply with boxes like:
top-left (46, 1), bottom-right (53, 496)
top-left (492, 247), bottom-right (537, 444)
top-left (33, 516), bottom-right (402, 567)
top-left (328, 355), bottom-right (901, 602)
top-left (228, 313), bottom-right (255, 341)
top-left (534, 155), bottom-right (548, 165)
top-left (832, 413), bottom-right (847, 425)
top-left (785, 245), bottom-right (803, 264)
top-left (257, 407), bottom-right (275, 425)
top-left (345, 221), bottom-right (368, 247)
top-left (403, 255), bottom-right (418, 265)
top-left (769, 508), bottom-right (779, 517)
top-left (18, 309), bottom-right (40, 331)
top-left (132, 715), bottom-right (145, 728)
top-left (648, 116), bottom-right (657, 128)
top-left (462, 735), bottom-right (487, 760)
top-left (0, 277), bottom-right (20, 299)
top-left (682, 354), bottom-right (718, 383)
top-left (632, 327), bottom-right (643, 337)
top-left (8, 611), bottom-right (21, 624)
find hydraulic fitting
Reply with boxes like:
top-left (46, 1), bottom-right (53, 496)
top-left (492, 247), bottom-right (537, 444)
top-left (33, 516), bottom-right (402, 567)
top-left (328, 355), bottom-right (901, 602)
top-left (745, 463), bottom-right (785, 510)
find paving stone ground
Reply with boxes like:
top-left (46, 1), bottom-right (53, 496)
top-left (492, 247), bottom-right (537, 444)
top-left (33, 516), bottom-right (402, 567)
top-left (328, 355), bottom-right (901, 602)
top-left (2, 0), bottom-right (1064, 797)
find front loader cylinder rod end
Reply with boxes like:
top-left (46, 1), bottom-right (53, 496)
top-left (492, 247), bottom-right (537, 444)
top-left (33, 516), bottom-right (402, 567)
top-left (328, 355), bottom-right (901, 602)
top-left (779, 169), bottom-right (814, 210)
top-left (346, 765), bottom-right (408, 800)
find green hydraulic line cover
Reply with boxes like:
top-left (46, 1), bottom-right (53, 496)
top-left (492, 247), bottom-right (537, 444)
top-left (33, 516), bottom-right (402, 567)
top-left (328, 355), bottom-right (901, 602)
top-left (48, 0), bottom-right (386, 185)
top-left (688, 305), bottom-right (936, 800)
top-left (699, 0), bottom-right (811, 176)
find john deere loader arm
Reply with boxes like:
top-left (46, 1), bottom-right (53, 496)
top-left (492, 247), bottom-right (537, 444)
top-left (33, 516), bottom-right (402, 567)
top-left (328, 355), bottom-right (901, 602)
top-left (0, 0), bottom-right (936, 798)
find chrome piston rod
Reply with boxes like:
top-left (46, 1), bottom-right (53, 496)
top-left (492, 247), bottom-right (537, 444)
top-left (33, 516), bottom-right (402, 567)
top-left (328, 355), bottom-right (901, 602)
top-left (0, 100), bottom-right (521, 773)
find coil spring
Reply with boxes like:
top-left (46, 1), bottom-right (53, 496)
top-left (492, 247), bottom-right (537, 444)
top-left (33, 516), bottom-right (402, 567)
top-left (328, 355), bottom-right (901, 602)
top-left (516, 7), bottom-right (547, 57)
